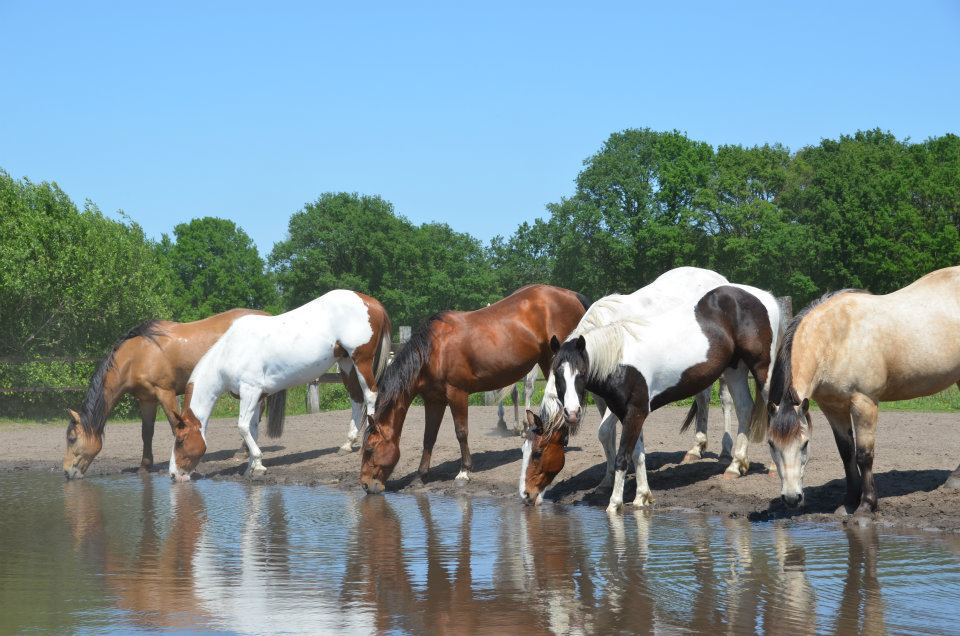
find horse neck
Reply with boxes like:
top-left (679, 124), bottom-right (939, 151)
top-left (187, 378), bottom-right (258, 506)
top-left (787, 323), bottom-right (821, 400)
top-left (380, 390), bottom-right (414, 442)
top-left (582, 324), bottom-right (627, 381)
top-left (184, 363), bottom-right (224, 424)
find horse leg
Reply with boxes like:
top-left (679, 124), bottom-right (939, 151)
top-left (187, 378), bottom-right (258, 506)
top-left (417, 397), bottom-right (448, 481)
top-left (597, 408), bottom-right (618, 489)
top-left (683, 387), bottom-right (711, 463)
top-left (632, 421), bottom-right (654, 507)
top-left (607, 406), bottom-right (648, 513)
top-left (138, 400), bottom-right (158, 471)
top-left (945, 384), bottom-right (960, 490)
top-left (448, 389), bottom-right (472, 481)
top-left (823, 404), bottom-right (859, 514)
top-left (511, 384), bottom-right (521, 435)
top-left (155, 389), bottom-right (182, 472)
top-left (337, 359), bottom-right (367, 454)
top-left (237, 385), bottom-right (266, 476)
top-left (718, 376), bottom-right (735, 460)
top-left (850, 393), bottom-right (880, 513)
top-left (722, 364), bottom-right (754, 478)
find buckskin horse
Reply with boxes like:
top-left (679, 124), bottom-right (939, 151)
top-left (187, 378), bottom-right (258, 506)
top-left (519, 266), bottom-right (736, 504)
top-left (524, 284), bottom-right (782, 512)
top-left (359, 284), bottom-right (590, 493)
top-left (63, 308), bottom-right (267, 479)
top-left (169, 290), bottom-right (392, 481)
top-left (766, 266), bottom-right (960, 514)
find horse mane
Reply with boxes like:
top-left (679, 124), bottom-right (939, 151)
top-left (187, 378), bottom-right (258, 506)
top-left (571, 295), bottom-right (634, 335)
top-left (372, 312), bottom-right (444, 422)
top-left (78, 320), bottom-right (167, 436)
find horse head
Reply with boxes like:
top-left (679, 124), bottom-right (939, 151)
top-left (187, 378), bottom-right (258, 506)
top-left (520, 410), bottom-right (567, 505)
top-left (64, 409), bottom-right (103, 480)
top-left (170, 408), bottom-right (206, 482)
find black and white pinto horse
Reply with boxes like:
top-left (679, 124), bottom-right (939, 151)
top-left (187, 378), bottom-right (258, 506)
top-left (547, 285), bottom-right (782, 512)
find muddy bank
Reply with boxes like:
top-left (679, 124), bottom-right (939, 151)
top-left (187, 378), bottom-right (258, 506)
top-left (3, 405), bottom-right (960, 531)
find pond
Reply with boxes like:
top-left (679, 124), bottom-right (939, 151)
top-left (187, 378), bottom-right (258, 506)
top-left (1, 472), bottom-right (959, 635)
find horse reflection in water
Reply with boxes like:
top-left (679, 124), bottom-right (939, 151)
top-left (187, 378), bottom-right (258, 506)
top-left (835, 523), bottom-right (885, 635)
top-left (63, 478), bottom-right (210, 630)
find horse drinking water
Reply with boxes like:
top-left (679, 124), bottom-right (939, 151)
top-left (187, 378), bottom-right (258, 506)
top-left (766, 266), bottom-right (960, 514)
top-left (64, 308), bottom-right (267, 479)
top-left (169, 290), bottom-right (392, 481)
top-left (524, 284), bottom-right (782, 512)
top-left (520, 266), bottom-right (738, 504)
top-left (359, 284), bottom-right (590, 494)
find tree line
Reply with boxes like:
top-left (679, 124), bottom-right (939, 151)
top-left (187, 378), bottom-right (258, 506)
top-left (2, 127), bottom-right (958, 368)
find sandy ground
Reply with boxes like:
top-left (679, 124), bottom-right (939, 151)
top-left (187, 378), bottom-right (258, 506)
top-left (3, 405), bottom-right (960, 531)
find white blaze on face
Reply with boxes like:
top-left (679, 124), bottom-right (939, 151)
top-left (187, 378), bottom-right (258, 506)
top-left (561, 362), bottom-right (581, 418)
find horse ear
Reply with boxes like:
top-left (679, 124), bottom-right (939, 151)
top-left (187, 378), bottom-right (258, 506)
top-left (67, 409), bottom-right (81, 425)
top-left (767, 401), bottom-right (778, 417)
top-left (524, 410), bottom-right (543, 436)
top-left (575, 335), bottom-right (586, 353)
top-left (800, 398), bottom-right (810, 414)
top-left (549, 335), bottom-right (560, 353)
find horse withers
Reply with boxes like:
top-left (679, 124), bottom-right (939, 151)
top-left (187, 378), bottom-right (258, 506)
top-left (359, 284), bottom-right (590, 494)
top-left (766, 266), bottom-right (960, 515)
top-left (63, 308), bottom-right (267, 479)
top-left (523, 284), bottom-right (782, 512)
top-left (169, 290), bottom-right (392, 481)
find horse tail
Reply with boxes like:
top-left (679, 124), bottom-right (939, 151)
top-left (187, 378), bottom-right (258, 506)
top-left (747, 385), bottom-right (768, 443)
top-left (266, 390), bottom-right (287, 438)
top-left (679, 399), bottom-right (698, 434)
top-left (374, 322), bottom-right (392, 384)
top-left (574, 291), bottom-right (591, 311)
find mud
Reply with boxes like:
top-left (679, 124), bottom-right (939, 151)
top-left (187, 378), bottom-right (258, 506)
top-left (3, 405), bottom-right (959, 531)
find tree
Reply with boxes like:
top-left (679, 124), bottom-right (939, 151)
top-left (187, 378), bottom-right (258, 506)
top-left (0, 171), bottom-right (172, 356)
top-left (161, 217), bottom-right (277, 321)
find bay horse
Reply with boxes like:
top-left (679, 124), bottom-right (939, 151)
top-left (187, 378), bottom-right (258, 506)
top-left (359, 284), bottom-right (590, 493)
top-left (63, 308), bottom-right (267, 479)
top-left (519, 267), bottom-right (736, 504)
top-left (766, 266), bottom-right (960, 514)
top-left (524, 284), bottom-right (782, 512)
top-left (169, 290), bottom-right (392, 481)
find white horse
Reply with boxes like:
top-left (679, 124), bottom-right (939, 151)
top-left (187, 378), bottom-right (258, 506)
top-left (168, 290), bottom-right (392, 481)
top-left (521, 266), bottom-right (736, 502)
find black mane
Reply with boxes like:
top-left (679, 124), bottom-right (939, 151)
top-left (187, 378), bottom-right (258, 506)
top-left (77, 320), bottom-right (167, 436)
top-left (371, 313), bottom-right (445, 422)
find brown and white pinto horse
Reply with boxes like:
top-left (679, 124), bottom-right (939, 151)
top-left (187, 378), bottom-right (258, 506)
top-left (523, 285), bottom-right (782, 512)
top-left (63, 308), bottom-right (267, 479)
top-left (359, 284), bottom-right (590, 493)
top-left (766, 266), bottom-right (960, 514)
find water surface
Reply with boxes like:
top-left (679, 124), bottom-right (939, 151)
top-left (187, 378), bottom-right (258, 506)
top-left (1, 473), bottom-right (959, 635)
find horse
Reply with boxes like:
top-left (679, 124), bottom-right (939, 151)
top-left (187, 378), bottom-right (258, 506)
top-left (359, 284), bottom-right (590, 494)
top-left (63, 308), bottom-right (268, 479)
top-left (765, 266), bottom-right (960, 514)
top-left (488, 366), bottom-right (540, 435)
top-left (519, 266), bottom-right (738, 504)
top-left (169, 290), bottom-right (392, 481)
top-left (524, 284), bottom-right (782, 512)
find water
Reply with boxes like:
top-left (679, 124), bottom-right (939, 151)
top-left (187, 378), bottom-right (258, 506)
top-left (1, 474), bottom-right (959, 635)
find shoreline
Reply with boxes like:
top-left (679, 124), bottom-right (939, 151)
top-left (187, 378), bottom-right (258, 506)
top-left (3, 405), bottom-right (960, 533)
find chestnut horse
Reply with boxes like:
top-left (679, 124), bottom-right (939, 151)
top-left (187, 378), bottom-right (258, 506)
top-left (766, 266), bottom-right (960, 514)
top-left (359, 284), bottom-right (590, 493)
top-left (170, 290), bottom-right (391, 481)
top-left (64, 308), bottom-right (267, 479)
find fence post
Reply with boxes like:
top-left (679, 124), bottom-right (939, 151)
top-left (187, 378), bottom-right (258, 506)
top-left (306, 379), bottom-right (321, 414)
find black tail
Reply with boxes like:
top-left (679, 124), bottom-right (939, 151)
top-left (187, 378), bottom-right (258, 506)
top-left (266, 390), bottom-right (287, 438)
top-left (574, 292), bottom-right (591, 311)
top-left (679, 400), bottom-right (698, 434)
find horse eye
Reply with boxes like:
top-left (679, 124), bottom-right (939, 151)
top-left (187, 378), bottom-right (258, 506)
top-left (801, 441), bottom-right (809, 453)
top-left (768, 439), bottom-right (776, 449)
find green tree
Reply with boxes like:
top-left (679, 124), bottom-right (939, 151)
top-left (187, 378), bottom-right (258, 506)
top-left (0, 171), bottom-right (172, 356)
top-left (161, 217), bottom-right (277, 321)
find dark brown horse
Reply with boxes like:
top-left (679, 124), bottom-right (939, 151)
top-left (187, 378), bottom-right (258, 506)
top-left (359, 284), bottom-right (590, 493)
top-left (63, 308), bottom-right (267, 478)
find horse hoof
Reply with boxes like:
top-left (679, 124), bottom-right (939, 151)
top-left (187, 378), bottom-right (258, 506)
top-left (634, 493), bottom-right (655, 507)
top-left (767, 466), bottom-right (779, 477)
top-left (681, 452), bottom-right (700, 464)
top-left (247, 465), bottom-right (267, 478)
top-left (606, 502), bottom-right (623, 514)
top-left (944, 476), bottom-right (960, 490)
top-left (138, 462), bottom-right (153, 473)
top-left (721, 469), bottom-right (741, 480)
top-left (337, 444), bottom-right (354, 455)
top-left (834, 503), bottom-right (855, 516)
top-left (454, 471), bottom-right (471, 484)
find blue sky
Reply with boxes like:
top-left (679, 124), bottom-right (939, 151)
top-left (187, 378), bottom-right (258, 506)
top-left (2, 2), bottom-right (958, 257)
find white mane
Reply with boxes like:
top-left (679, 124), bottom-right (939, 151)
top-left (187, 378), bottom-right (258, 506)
top-left (581, 319), bottom-right (650, 382)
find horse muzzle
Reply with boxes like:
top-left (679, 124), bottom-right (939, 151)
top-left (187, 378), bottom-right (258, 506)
top-left (362, 478), bottom-right (385, 494)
